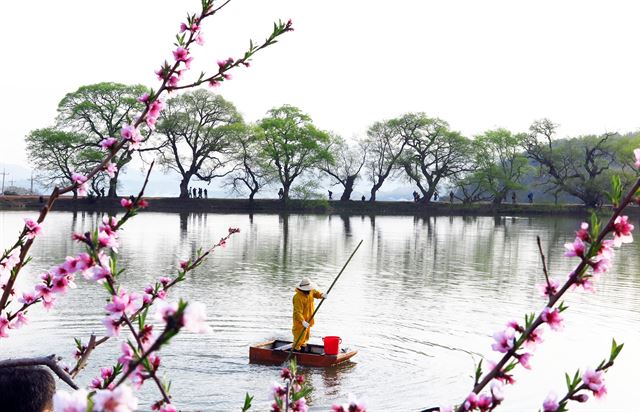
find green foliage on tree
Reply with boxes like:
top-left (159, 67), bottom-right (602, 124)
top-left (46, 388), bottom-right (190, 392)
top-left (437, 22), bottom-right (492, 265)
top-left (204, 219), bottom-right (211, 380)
top-left (394, 113), bottom-right (471, 203)
top-left (468, 128), bottom-right (531, 204)
top-left (25, 128), bottom-right (101, 198)
top-left (257, 105), bottom-right (332, 201)
top-left (525, 119), bottom-right (617, 207)
top-left (364, 120), bottom-right (406, 202)
top-left (155, 89), bottom-right (244, 198)
top-left (226, 125), bottom-right (272, 202)
top-left (320, 134), bottom-right (367, 201)
top-left (56, 82), bottom-right (148, 197)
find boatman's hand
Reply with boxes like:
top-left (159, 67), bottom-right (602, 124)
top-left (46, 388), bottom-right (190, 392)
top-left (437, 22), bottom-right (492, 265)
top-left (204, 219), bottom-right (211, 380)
top-left (321, 293), bottom-right (328, 299)
top-left (302, 320), bottom-right (310, 328)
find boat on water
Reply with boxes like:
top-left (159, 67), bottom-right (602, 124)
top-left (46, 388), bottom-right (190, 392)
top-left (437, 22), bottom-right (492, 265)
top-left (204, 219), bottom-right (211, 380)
top-left (249, 339), bottom-right (357, 367)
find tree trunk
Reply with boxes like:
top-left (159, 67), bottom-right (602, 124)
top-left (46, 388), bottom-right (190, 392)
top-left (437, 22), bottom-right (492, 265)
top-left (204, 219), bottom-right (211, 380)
top-left (107, 174), bottom-right (118, 198)
top-left (341, 176), bottom-right (356, 201)
top-left (282, 182), bottom-right (291, 202)
top-left (369, 181), bottom-right (383, 202)
top-left (179, 175), bottom-right (191, 199)
top-left (249, 190), bottom-right (256, 203)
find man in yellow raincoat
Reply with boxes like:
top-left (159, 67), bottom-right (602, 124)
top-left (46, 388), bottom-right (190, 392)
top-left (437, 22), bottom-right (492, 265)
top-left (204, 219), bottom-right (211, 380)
top-left (292, 277), bottom-right (326, 351)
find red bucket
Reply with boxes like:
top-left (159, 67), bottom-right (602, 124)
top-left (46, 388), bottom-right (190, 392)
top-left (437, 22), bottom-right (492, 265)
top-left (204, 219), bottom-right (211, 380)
top-left (323, 336), bottom-right (342, 355)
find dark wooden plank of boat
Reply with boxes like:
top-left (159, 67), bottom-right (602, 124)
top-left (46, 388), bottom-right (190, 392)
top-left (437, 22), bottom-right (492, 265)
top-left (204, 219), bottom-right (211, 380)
top-left (249, 340), bottom-right (357, 367)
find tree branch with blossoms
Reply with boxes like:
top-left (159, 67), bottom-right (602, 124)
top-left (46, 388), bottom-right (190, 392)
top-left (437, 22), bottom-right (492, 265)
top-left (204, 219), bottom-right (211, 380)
top-left (541, 339), bottom-right (623, 412)
top-left (436, 153), bottom-right (640, 412)
top-left (67, 227), bottom-right (239, 379)
top-left (0, 0), bottom-right (292, 318)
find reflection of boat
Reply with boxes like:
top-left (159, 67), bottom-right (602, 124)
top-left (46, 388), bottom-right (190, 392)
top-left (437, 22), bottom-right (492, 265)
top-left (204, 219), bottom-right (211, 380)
top-left (249, 340), bottom-right (357, 367)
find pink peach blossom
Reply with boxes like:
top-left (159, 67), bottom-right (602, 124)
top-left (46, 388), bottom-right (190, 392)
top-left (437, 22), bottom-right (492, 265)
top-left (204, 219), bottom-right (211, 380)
top-left (573, 275), bottom-right (596, 293)
top-left (51, 273), bottom-right (76, 294)
top-left (490, 381), bottom-right (505, 401)
top-left (93, 385), bottom-right (138, 412)
top-left (634, 148), bottom-right (640, 168)
top-left (491, 327), bottom-right (515, 353)
top-left (0, 315), bottom-right (9, 337)
top-left (582, 368), bottom-right (605, 392)
top-left (71, 173), bottom-right (88, 196)
top-left (590, 256), bottom-right (611, 274)
top-left (102, 317), bottom-right (121, 337)
top-left (542, 392), bottom-right (559, 412)
top-left (98, 230), bottom-right (119, 251)
top-left (52, 388), bottom-right (88, 412)
top-left (576, 222), bottom-right (590, 241)
top-left (463, 392), bottom-right (478, 411)
top-left (564, 238), bottom-right (585, 258)
top-left (155, 301), bottom-right (178, 322)
top-left (24, 218), bottom-right (42, 239)
top-left (118, 342), bottom-right (135, 369)
top-left (138, 93), bottom-right (150, 103)
top-left (100, 138), bottom-right (118, 150)
top-left (11, 312), bottom-right (30, 328)
top-left (612, 216), bottom-right (633, 247)
top-left (476, 394), bottom-right (492, 411)
top-left (536, 278), bottom-right (560, 297)
top-left (35, 283), bottom-right (54, 302)
top-left (291, 398), bottom-right (308, 412)
top-left (105, 163), bottom-right (118, 178)
top-left (105, 291), bottom-right (139, 318)
top-left (167, 75), bottom-right (180, 88)
top-left (524, 327), bottom-right (544, 349)
top-left (597, 239), bottom-right (615, 260)
top-left (120, 198), bottom-right (134, 209)
top-left (541, 307), bottom-right (564, 331)
top-left (172, 47), bottom-right (189, 62)
top-left (19, 291), bottom-right (37, 305)
top-left (518, 352), bottom-right (533, 369)
top-left (182, 302), bottom-right (211, 333)
top-left (89, 265), bottom-right (112, 283)
top-left (100, 367), bottom-right (113, 380)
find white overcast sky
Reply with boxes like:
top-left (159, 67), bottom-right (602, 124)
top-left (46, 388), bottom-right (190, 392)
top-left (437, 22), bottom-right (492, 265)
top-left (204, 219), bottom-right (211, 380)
top-left (2, 0), bottom-right (640, 171)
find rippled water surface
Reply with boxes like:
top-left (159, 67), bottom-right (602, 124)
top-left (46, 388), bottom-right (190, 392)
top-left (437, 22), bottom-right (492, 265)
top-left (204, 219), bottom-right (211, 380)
top-left (1, 211), bottom-right (639, 411)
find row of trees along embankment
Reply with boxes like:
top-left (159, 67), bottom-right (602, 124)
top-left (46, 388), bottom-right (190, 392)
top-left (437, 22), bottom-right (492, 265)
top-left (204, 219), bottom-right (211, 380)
top-left (25, 83), bottom-right (640, 207)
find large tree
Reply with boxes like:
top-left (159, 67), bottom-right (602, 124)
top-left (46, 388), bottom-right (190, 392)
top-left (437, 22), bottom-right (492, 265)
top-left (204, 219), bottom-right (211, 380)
top-left (470, 128), bottom-right (530, 204)
top-left (155, 90), bottom-right (243, 198)
top-left (25, 128), bottom-right (102, 198)
top-left (364, 120), bottom-right (406, 201)
top-left (57, 82), bottom-right (148, 197)
top-left (257, 105), bottom-right (332, 201)
top-left (524, 119), bottom-right (616, 207)
top-left (226, 126), bottom-right (271, 202)
top-left (320, 135), bottom-right (367, 201)
top-left (394, 113), bottom-right (470, 203)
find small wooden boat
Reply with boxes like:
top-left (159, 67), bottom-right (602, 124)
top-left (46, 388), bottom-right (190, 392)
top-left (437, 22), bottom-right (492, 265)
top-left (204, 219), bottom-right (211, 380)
top-left (249, 339), bottom-right (357, 367)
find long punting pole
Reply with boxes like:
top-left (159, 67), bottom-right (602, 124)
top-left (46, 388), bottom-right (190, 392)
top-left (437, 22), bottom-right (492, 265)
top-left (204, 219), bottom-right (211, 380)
top-left (285, 239), bottom-right (364, 363)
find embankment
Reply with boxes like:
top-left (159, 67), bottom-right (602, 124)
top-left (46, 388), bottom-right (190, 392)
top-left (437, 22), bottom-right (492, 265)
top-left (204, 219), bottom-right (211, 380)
top-left (0, 195), bottom-right (624, 217)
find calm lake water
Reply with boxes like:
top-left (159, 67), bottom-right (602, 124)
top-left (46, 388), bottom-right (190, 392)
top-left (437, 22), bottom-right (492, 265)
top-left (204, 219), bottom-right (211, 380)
top-left (1, 210), bottom-right (639, 411)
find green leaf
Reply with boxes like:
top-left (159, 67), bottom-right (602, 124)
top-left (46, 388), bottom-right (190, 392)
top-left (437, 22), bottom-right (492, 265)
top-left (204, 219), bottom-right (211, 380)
top-left (610, 339), bottom-right (624, 361)
top-left (590, 212), bottom-right (600, 239)
top-left (474, 359), bottom-right (483, 384)
top-left (558, 301), bottom-right (569, 312)
top-left (291, 386), bottom-right (312, 401)
top-left (242, 393), bottom-right (253, 411)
